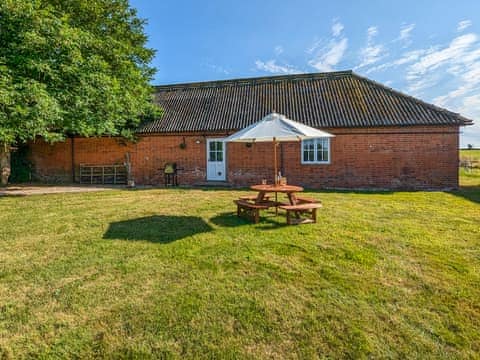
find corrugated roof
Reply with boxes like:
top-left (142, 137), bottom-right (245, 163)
top-left (138, 70), bottom-right (473, 133)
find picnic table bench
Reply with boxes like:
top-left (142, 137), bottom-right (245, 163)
top-left (239, 194), bottom-right (270, 202)
top-left (295, 197), bottom-right (318, 204)
top-left (234, 199), bottom-right (269, 224)
top-left (280, 202), bottom-right (323, 225)
top-left (234, 184), bottom-right (323, 225)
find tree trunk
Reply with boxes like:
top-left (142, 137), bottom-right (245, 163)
top-left (0, 144), bottom-right (11, 186)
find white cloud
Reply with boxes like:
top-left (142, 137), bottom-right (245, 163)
top-left (306, 38), bottom-right (321, 54)
top-left (459, 94), bottom-right (480, 147)
top-left (406, 73), bottom-right (442, 93)
top-left (252, 20), bottom-right (480, 146)
top-left (409, 34), bottom-right (477, 75)
top-left (204, 62), bottom-right (230, 75)
top-left (462, 94), bottom-right (480, 131)
top-left (432, 61), bottom-right (480, 107)
top-left (332, 21), bottom-right (344, 37)
top-left (399, 23), bottom-right (415, 41)
top-left (308, 38), bottom-right (348, 72)
top-left (306, 19), bottom-right (348, 72)
top-left (358, 45), bottom-right (385, 67)
top-left (395, 23), bottom-right (415, 47)
top-left (353, 21), bottom-right (479, 146)
top-left (365, 49), bottom-right (430, 74)
top-left (255, 60), bottom-right (301, 74)
top-left (253, 18), bottom-right (480, 145)
top-left (406, 33), bottom-right (479, 93)
top-left (413, 32), bottom-right (480, 147)
top-left (355, 26), bottom-right (388, 69)
top-left (367, 26), bottom-right (378, 39)
top-left (457, 20), bottom-right (472, 32)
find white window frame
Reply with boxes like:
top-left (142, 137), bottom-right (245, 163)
top-left (301, 138), bottom-right (331, 165)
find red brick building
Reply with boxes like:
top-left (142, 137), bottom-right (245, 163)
top-left (28, 71), bottom-right (473, 189)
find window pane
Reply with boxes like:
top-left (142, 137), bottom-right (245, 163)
top-left (303, 140), bottom-right (315, 162)
top-left (217, 142), bottom-right (223, 151)
top-left (209, 152), bottom-right (216, 162)
top-left (318, 149), bottom-right (325, 161)
top-left (303, 140), bottom-right (314, 151)
top-left (209, 142), bottom-right (215, 151)
top-left (217, 151), bottom-right (223, 162)
top-left (316, 139), bottom-right (323, 161)
top-left (317, 139), bottom-right (324, 151)
top-left (303, 151), bottom-right (308, 162)
top-left (316, 138), bottom-right (329, 162)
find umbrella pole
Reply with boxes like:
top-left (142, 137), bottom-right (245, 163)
top-left (273, 137), bottom-right (277, 185)
top-left (273, 137), bottom-right (278, 215)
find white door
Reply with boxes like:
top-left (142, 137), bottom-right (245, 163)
top-left (206, 138), bottom-right (226, 181)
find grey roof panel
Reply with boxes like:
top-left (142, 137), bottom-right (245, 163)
top-left (137, 71), bottom-right (473, 133)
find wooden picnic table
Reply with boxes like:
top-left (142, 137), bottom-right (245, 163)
top-left (235, 184), bottom-right (320, 224)
top-left (250, 184), bottom-right (304, 206)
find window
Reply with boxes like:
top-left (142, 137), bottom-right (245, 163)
top-left (209, 141), bottom-right (223, 162)
top-left (301, 138), bottom-right (330, 164)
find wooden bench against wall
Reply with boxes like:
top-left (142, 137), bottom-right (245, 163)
top-left (79, 164), bottom-right (127, 184)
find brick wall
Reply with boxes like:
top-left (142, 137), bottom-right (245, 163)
top-left (28, 125), bottom-right (460, 189)
top-left (227, 126), bottom-right (459, 189)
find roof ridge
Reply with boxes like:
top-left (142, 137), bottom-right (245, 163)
top-left (154, 70), bottom-right (353, 91)
top-left (351, 72), bottom-right (474, 126)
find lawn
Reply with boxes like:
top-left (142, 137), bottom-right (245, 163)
top-left (460, 149), bottom-right (480, 161)
top-left (0, 176), bottom-right (479, 358)
top-left (460, 149), bottom-right (480, 187)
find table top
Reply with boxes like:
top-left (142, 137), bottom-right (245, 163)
top-left (250, 184), bottom-right (304, 193)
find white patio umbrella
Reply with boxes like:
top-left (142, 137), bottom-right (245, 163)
top-left (226, 112), bottom-right (334, 184)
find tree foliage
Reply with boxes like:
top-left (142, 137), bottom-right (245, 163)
top-left (0, 0), bottom-right (161, 147)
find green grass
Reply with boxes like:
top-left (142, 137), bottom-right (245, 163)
top-left (1, 177), bottom-right (479, 358)
top-left (460, 149), bottom-right (480, 187)
top-left (460, 149), bottom-right (480, 162)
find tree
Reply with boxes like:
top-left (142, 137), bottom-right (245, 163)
top-left (0, 0), bottom-right (161, 185)
top-left (467, 144), bottom-right (473, 150)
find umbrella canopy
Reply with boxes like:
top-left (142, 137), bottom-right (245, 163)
top-left (226, 113), bottom-right (334, 184)
top-left (226, 112), bottom-right (334, 142)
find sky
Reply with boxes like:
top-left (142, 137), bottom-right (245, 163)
top-left (130, 0), bottom-right (480, 147)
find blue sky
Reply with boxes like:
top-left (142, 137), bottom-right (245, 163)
top-left (130, 0), bottom-right (480, 147)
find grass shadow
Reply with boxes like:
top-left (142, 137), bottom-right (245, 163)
top-left (103, 215), bottom-right (213, 244)
top-left (210, 211), bottom-right (289, 229)
top-left (0, 193), bottom-right (27, 198)
top-left (304, 185), bottom-right (480, 204)
top-left (449, 186), bottom-right (480, 204)
top-left (305, 188), bottom-right (396, 195)
top-left (210, 212), bottom-right (248, 227)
